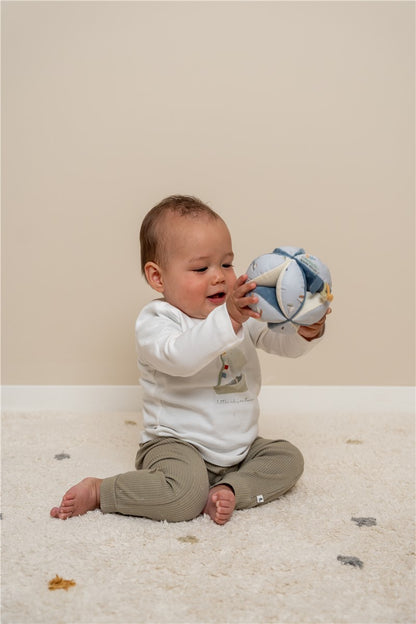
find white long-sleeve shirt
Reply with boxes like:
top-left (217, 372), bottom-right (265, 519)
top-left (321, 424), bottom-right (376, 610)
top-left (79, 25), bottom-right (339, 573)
top-left (135, 300), bottom-right (316, 466)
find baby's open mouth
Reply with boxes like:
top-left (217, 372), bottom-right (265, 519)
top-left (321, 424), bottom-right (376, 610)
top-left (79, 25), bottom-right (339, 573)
top-left (208, 292), bottom-right (226, 300)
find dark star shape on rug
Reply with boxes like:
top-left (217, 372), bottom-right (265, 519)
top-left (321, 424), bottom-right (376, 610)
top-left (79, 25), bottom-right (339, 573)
top-left (337, 555), bottom-right (363, 568)
top-left (351, 517), bottom-right (377, 527)
top-left (54, 452), bottom-right (71, 460)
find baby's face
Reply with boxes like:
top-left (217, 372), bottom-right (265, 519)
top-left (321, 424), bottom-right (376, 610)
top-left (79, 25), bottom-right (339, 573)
top-left (158, 214), bottom-right (237, 319)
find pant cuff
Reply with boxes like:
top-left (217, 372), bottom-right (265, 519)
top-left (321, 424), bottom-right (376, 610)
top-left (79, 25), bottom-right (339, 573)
top-left (215, 477), bottom-right (254, 510)
top-left (100, 475), bottom-right (119, 514)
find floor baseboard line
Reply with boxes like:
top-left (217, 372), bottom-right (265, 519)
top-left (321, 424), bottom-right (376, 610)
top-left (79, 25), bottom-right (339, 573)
top-left (1, 385), bottom-right (414, 415)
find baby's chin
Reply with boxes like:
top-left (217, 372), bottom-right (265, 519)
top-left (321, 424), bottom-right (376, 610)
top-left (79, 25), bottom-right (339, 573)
top-left (188, 300), bottom-right (228, 320)
top-left (172, 294), bottom-right (227, 319)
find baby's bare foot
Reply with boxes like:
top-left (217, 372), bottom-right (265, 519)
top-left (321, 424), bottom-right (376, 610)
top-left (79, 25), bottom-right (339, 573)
top-left (203, 484), bottom-right (235, 525)
top-left (50, 477), bottom-right (102, 520)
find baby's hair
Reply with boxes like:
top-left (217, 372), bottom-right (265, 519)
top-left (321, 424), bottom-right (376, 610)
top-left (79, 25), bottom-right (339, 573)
top-left (140, 195), bottom-right (221, 273)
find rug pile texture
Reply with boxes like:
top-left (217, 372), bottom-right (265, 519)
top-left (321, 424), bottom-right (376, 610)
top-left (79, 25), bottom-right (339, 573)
top-left (1, 401), bottom-right (414, 623)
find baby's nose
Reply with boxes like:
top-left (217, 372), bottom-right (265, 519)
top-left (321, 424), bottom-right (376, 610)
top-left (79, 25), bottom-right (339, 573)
top-left (213, 267), bottom-right (225, 282)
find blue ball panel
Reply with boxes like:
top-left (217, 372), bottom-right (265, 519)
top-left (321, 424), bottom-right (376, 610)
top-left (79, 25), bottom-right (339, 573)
top-left (251, 285), bottom-right (287, 323)
top-left (297, 254), bottom-right (331, 292)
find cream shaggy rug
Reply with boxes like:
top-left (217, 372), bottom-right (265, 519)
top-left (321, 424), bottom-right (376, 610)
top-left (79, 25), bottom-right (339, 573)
top-left (1, 399), bottom-right (415, 623)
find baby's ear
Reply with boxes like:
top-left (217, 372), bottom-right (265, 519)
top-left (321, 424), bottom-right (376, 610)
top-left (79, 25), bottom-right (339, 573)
top-left (144, 262), bottom-right (164, 293)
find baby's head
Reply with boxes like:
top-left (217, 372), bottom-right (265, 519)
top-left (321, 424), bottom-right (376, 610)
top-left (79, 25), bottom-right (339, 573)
top-left (140, 195), bottom-right (236, 319)
top-left (140, 195), bottom-right (221, 273)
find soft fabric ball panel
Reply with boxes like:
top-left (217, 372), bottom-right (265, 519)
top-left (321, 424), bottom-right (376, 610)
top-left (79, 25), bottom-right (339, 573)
top-left (246, 253), bottom-right (291, 287)
top-left (275, 260), bottom-right (306, 319)
top-left (249, 286), bottom-right (287, 323)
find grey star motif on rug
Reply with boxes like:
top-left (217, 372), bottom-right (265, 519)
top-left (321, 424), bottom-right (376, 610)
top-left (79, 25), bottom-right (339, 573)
top-left (351, 517), bottom-right (377, 527)
top-left (54, 452), bottom-right (71, 460)
top-left (337, 556), bottom-right (364, 569)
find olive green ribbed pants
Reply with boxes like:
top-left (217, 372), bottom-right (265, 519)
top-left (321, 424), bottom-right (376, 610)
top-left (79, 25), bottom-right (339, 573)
top-left (100, 436), bottom-right (304, 522)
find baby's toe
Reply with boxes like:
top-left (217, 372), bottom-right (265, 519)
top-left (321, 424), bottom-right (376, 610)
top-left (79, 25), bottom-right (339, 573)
top-left (50, 506), bottom-right (60, 518)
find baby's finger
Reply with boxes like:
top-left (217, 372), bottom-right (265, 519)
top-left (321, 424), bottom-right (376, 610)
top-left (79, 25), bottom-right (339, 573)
top-left (235, 274), bottom-right (257, 290)
top-left (237, 280), bottom-right (257, 298)
top-left (240, 291), bottom-right (258, 306)
top-left (235, 273), bottom-right (249, 287)
top-left (308, 310), bottom-right (330, 331)
top-left (238, 293), bottom-right (261, 318)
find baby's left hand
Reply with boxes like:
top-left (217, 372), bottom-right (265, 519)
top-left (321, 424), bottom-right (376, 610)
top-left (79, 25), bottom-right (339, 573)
top-left (297, 308), bottom-right (332, 341)
top-left (226, 274), bottom-right (261, 333)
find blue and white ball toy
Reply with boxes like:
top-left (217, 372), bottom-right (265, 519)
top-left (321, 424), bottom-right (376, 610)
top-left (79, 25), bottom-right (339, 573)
top-left (247, 246), bottom-right (333, 331)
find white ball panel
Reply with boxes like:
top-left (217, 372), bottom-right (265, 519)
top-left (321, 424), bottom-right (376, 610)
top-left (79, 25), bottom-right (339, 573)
top-left (275, 260), bottom-right (305, 319)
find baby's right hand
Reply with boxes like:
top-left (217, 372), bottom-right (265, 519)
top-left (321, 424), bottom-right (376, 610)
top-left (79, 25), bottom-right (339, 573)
top-left (226, 274), bottom-right (261, 333)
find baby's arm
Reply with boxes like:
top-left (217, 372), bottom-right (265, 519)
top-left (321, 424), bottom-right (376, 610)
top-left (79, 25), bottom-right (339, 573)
top-left (136, 302), bottom-right (245, 377)
top-left (226, 274), bottom-right (262, 334)
top-left (248, 309), bottom-right (330, 358)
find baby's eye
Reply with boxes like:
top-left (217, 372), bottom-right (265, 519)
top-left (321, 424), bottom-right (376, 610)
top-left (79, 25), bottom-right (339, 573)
top-left (222, 264), bottom-right (234, 269)
top-left (193, 267), bottom-right (208, 273)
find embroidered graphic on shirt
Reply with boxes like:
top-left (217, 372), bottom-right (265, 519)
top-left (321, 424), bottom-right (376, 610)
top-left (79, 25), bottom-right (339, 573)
top-left (214, 349), bottom-right (248, 395)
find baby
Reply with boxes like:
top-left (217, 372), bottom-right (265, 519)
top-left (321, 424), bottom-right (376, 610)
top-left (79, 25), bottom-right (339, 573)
top-left (51, 195), bottom-right (329, 525)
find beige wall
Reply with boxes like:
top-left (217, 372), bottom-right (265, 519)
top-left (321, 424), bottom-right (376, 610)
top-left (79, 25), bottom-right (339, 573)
top-left (2, 1), bottom-right (414, 386)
